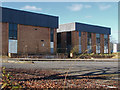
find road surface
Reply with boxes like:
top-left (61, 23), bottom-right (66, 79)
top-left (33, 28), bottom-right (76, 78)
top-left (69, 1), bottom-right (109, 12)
top-left (2, 60), bottom-right (119, 76)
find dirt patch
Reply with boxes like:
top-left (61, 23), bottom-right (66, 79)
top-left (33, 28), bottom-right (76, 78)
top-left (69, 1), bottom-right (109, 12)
top-left (1, 68), bottom-right (119, 89)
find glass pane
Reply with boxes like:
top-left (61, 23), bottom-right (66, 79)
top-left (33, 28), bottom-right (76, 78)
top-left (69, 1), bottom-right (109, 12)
top-left (96, 34), bottom-right (100, 38)
top-left (79, 31), bottom-right (81, 37)
top-left (9, 23), bottom-right (17, 40)
top-left (50, 28), bottom-right (54, 42)
top-left (96, 34), bottom-right (100, 53)
top-left (104, 34), bottom-right (108, 38)
top-left (9, 23), bottom-right (13, 31)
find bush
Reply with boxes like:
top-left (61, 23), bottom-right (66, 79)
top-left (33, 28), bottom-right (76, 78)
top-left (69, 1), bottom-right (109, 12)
top-left (77, 53), bottom-right (115, 59)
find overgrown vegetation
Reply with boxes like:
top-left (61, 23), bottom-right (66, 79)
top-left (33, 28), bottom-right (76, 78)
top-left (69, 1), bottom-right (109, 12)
top-left (2, 67), bottom-right (21, 89)
top-left (78, 53), bottom-right (115, 59)
top-left (70, 45), bottom-right (115, 59)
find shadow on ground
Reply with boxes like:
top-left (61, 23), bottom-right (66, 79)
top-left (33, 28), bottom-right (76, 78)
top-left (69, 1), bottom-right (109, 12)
top-left (18, 67), bottom-right (119, 81)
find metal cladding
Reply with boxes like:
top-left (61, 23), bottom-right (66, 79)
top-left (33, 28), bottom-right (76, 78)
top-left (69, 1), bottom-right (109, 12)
top-left (57, 22), bottom-right (111, 35)
top-left (75, 22), bottom-right (111, 35)
top-left (1, 7), bottom-right (58, 29)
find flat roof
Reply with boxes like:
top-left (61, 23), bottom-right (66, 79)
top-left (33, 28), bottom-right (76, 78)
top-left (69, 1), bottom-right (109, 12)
top-left (57, 22), bottom-right (111, 35)
top-left (0, 7), bottom-right (58, 29)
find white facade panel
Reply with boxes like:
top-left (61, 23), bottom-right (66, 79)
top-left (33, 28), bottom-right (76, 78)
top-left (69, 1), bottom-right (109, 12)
top-left (50, 42), bottom-right (54, 48)
top-left (113, 44), bottom-right (117, 53)
top-left (9, 40), bottom-right (17, 53)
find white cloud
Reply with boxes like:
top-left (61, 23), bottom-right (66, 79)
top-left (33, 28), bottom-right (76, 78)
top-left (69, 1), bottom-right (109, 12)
top-left (21, 5), bottom-right (42, 11)
top-left (67, 4), bottom-right (83, 11)
top-left (67, 4), bottom-right (91, 11)
top-left (99, 5), bottom-right (111, 10)
top-left (84, 5), bottom-right (91, 8)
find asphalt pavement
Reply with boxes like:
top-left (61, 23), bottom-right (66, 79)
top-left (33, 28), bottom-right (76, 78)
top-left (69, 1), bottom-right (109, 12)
top-left (2, 60), bottom-right (119, 77)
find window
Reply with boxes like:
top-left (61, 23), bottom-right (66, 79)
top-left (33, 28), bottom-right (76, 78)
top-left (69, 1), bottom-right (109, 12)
top-left (87, 32), bottom-right (92, 53)
top-left (50, 28), bottom-right (54, 53)
top-left (9, 23), bottom-right (17, 40)
top-left (79, 31), bottom-right (81, 53)
top-left (104, 34), bottom-right (108, 53)
top-left (79, 31), bottom-right (81, 37)
top-left (87, 33), bottom-right (91, 45)
top-left (57, 33), bottom-right (61, 48)
top-left (96, 34), bottom-right (100, 53)
top-left (50, 28), bottom-right (54, 42)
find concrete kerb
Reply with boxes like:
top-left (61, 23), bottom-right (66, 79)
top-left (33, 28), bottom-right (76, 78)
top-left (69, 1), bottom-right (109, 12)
top-left (8, 58), bottom-right (119, 62)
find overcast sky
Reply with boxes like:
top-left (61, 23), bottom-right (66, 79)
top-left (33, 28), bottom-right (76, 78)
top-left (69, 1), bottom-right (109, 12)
top-left (1, 2), bottom-right (118, 43)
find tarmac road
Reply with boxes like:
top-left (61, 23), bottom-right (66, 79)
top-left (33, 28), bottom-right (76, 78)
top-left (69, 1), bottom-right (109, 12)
top-left (2, 60), bottom-right (119, 77)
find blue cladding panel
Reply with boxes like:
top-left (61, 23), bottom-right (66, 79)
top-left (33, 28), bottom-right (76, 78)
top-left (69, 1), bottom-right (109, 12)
top-left (1, 7), bottom-right (58, 28)
top-left (75, 22), bottom-right (111, 35)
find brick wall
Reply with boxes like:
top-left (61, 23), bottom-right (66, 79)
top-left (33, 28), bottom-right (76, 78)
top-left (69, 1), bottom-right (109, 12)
top-left (61, 32), bottom-right (67, 49)
top-left (100, 34), bottom-right (104, 54)
top-left (54, 29), bottom-right (57, 53)
top-left (91, 33), bottom-right (96, 53)
top-left (18, 24), bottom-right (53, 54)
top-left (2, 22), bottom-right (8, 55)
top-left (108, 35), bottom-right (110, 54)
top-left (71, 31), bottom-right (79, 53)
top-left (0, 23), bottom-right (2, 55)
top-left (81, 32), bottom-right (87, 53)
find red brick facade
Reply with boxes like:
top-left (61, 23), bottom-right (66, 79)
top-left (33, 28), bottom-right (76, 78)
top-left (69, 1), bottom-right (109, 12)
top-left (108, 35), bottom-right (110, 54)
top-left (2, 22), bottom-right (9, 55)
top-left (1, 22), bottom-right (110, 55)
top-left (71, 31), bottom-right (79, 52)
top-left (61, 32), bottom-right (67, 49)
top-left (2, 23), bottom-right (57, 55)
top-left (58, 31), bottom-right (110, 54)
top-left (100, 34), bottom-right (104, 54)
top-left (81, 32), bottom-right (87, 53)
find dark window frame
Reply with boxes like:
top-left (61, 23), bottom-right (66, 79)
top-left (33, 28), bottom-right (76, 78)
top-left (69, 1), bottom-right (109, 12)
top-left (50, 28), bottom-right (54, 42)
top-left (9, 23), bottom-right (18, 40)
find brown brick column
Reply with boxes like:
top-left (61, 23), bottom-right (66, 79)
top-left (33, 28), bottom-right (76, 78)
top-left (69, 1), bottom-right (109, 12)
top-left (2, 23), bottom-right (9, 55)
top-left (54, 29), bottom-right (57, 53)
top-left (0, 23), bottom-right (2, 56)
top-left (17, 24), bottom-right (20, 54)
top-left (61, 32), bottom-right (67, 49)
top-left (100, 34), bottom-right (104, 54)
top-left (91, 33), bottom-right (96, 54)
top-left (6, 23), bottom-right (9, 55)
top-left (81, 32), bottom-right (87, 53)
top-left (108, 35), bottom-right (110, 54)
top-left (71, 31), bottom-right (79, 53)
top-left (48, 28), bottom-right (51, 53)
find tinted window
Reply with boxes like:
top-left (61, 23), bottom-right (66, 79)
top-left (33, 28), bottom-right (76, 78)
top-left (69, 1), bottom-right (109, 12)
top-left (9, 23), bottom-right (17, 40)
top-left (50, 28), bottom-right (54, 42)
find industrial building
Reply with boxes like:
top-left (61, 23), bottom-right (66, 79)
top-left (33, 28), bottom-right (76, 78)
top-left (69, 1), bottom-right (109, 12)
top-left (57, 22), bottom-right (111, 54)
top-left (1, 7), bottom-right (58, 56)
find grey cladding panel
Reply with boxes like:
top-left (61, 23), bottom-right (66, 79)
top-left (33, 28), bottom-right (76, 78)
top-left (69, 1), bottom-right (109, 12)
top-left (57, 23), bottom-right (75, 32)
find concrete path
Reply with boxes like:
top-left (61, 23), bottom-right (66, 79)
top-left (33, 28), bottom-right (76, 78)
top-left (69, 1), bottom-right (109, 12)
top-left (3, 58), bottom-right (120, 62)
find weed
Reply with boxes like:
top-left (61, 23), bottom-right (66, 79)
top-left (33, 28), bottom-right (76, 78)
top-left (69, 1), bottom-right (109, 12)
top-left (1, 67), bottom-right (22, 89)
